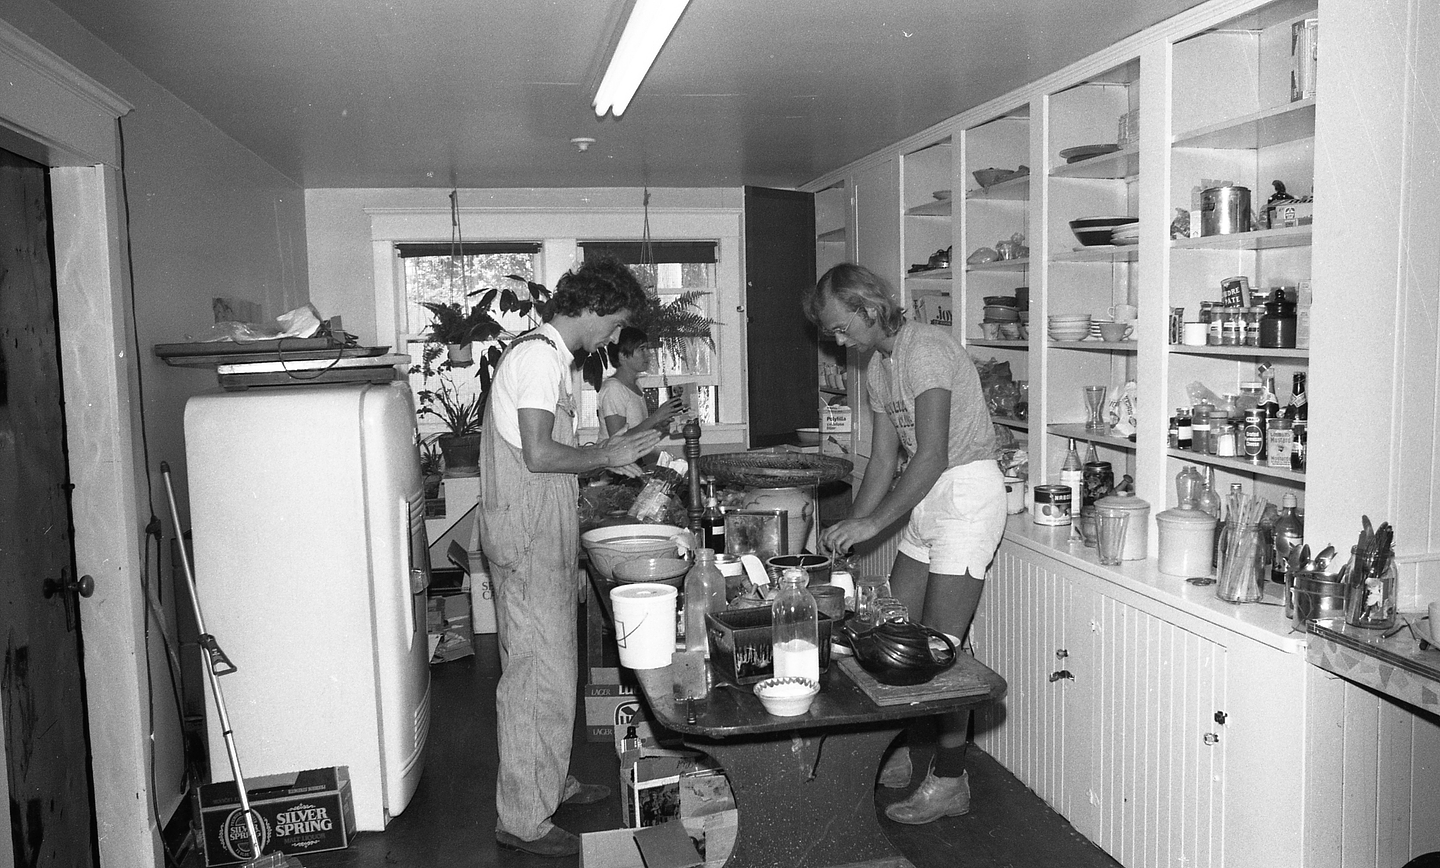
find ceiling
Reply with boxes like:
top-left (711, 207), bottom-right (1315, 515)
top-left (48, 0), bottom-right (1207, 190)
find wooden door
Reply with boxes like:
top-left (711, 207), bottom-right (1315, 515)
top-left (0, 147), bottom-right (100, 867)
top-left (743, 186), bottom-right (818, 448)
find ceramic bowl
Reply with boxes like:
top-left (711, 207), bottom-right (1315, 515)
top-left (753, 676), bottom-right (819, 716)
top-left (613, 556), bottom-right (691, 588)
top-left (580, 523), bottom-right (686, 581)
top-left (1069, 216), bottom-right (1138, 247)
top-left (795, 426), bottom-right (821, 445)
top-left (983, 296), bottom-right (1018, 308)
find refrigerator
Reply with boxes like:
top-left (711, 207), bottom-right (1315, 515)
top-left (184, 381), bottom-right (431, 831)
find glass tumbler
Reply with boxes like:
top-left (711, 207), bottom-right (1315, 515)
top-left (1084, 385), bottom-right (1108, 431)
top-left (1095, 508), bottom-right (1129, 565)
top-left (853, 575), bottom-right (893, 628)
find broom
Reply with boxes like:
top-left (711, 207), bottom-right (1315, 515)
top-left (161, 462), bottom-right (304, 868)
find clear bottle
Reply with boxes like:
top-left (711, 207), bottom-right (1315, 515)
top-left (772, 567), bottom-right (820, 682)
top-left (1061, 439), bottom-right (1084, 525)
top-left (683, 548), bottom-right (727, 657)
top-left (1271, 494), bottom-right (1303, 584)
top-left (1175, 465), bottom-right (1204, 509)
top-left (1197, 466), bottom-right (1222, 519)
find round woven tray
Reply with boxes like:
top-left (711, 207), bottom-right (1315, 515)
top-left (698, 452), bottom-right (853, 489)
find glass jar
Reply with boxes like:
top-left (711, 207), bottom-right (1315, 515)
top-left (1243, 306), bottom-right (1263, 347)
top-left (1235, 382), bottom-right (1264, 416)
top-left (1191, 401), bottom-right (1214, 453)
top-left (1207, 410), bottom-right (1229, 456)
top-left (1221, 307), bottom-right (1243, 346)
top-left (772, 567), bottom-right (820, 681)
top-left (853, 576), bottom-right (893, 629)
top-left (1207, 306), bottom-right (1224, 346)
top-left (1215, 421), bottom-right (1237, 457)
top-left (1344, 549), bottom-right (1398, 630)
top-left (1216, 522), bottom-right (1267, 603)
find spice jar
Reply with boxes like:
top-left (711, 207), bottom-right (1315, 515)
top-left (1191, 401), bottom-right (1214, 453)
top-left (1207, 410), bottom-right (1229, 456)
top-left (1215, 421), bottom-right (1237, 457)
top-left (1221, 307), bottom-right (1242, 346)
top-left (1244, 306), bottom-right (1263, 347)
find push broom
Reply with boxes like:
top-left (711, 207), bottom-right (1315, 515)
top-left (161, 462), bottom-right (303, 868)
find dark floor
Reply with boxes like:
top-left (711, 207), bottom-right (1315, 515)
top-left (181, 623), bottom-right (1118, 868)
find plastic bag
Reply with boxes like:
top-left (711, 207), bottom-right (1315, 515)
top-left (190, 303), bottom-right (324, 343)
top-left (1185, 381), bottom-right (1222, 407)
top-left (1106, 381), bottom-right (1138, 437)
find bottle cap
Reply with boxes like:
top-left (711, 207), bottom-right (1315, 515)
top-left (1282, 493), bottom-right (1298, 508)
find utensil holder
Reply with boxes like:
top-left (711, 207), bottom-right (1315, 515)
top-left (1344, 557), bottom-right (1398, 630)
top-left (1216, 522), bottom-right (1265, 603)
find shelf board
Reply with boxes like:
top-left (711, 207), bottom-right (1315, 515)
top-left (909, 285), bottom-right (950, 297)
top-left (992, 416), bottom-right (1030, 433)
top-left (1166, 449), bottom-right (1306, 484)
top-left (1050, 147), bottom-right (1139, 180)
top-left (1050, 245), bottom-right (1139, 264)
top-left (818, 386), bottom-right (847, 396)
top-left (966, 257), bottom-right (1030, 273)
top-left (1047, 423), bottom-right (1137, 450)
top-left (969, 339), bottom-right (1028, 350)
top-left (1171, 225), bottom-right (1311, 251)
top-left (905, 267), bottom-right (952, 281)
top-left (1170, 345), bottom-right (1309, 360)
top-left (1172, 98), bottom-right (1316, 150)
top-left (817, 227), bottom-right (846, 242)
top-left (905, 198), bottom-right (953, 217)
top-left (966, 175), bottom-right (1030, 201)
top-left (1047, 339), bottom-right (1134, 351)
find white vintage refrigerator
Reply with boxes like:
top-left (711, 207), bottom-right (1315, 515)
top-left (184, 381), bottom-right (431, 831)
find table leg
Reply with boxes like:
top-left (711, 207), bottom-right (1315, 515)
top-left (692, 723), bottom-right (912, 868)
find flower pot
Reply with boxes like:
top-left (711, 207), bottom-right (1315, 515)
top-left (446, 343), bottom-right (474, 367)
top-left (438, 433), bottom-right (482, 477)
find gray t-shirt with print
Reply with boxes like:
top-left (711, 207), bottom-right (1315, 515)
top-left (866, 321), bottom-right (996, 467)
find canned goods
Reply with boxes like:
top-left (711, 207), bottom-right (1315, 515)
top-left (1032, 484), bottom-right (1072, 526)
top-left (1241, 409), bottom-right (1267, 463)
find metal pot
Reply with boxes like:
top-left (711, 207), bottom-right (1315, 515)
top-left (1200, 185), bottom-right (1251, 236)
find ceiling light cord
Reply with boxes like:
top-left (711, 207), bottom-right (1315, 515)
top-left (593, 0), bottom-right (691, 118)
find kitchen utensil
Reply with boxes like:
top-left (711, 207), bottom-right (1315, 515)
top-left (613, 556), bottom-right (691, 587)
top-left (1200, 185), bottom-right (1252, 235)
top-left (845, 621), bottom-right (956, 686)
top-left (580, 524), bottom-right (688, 581)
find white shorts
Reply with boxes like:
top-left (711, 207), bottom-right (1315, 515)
top-left (896, 460), bottom-right (1007, 577)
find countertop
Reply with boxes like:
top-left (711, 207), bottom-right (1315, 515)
top-left (1306, 616), bottom-right (1440, 715)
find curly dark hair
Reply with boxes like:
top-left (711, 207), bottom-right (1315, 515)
top-left (606, 326), bottom-right (650, 367)
top-left (550, 257), bottom-right (648, 320)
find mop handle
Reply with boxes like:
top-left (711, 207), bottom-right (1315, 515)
top-left (159, 462), bottom-right (265, 858)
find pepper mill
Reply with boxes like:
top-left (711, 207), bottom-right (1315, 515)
top-left (684, 418), bottom-right (703, 535)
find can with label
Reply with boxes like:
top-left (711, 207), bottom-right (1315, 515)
top-left (1241, 409), bottom-right (1267, 464)
top-left (1032, 484), bottom-right (1072, 526)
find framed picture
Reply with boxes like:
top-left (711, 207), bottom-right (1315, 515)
top-left (724, 509), bottom-right (787, 560)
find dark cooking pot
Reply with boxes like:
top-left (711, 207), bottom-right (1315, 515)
top-left (845, 621), bottom-right (956, 686)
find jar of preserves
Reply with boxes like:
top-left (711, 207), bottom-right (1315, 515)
top-left (1243, 306), bottom-right (1263, 347)
top-left (1221, 307), bottom-right (1242, 346)
top-left (1207, 410), bottom-right (1229, 456)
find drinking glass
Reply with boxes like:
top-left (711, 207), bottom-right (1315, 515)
top-left (1095, 509), bottom-right (1129, 565)
top-left (854, 576), bottom-right (893, 627)
top-left (1084, 385), bottom-right (1108, 431)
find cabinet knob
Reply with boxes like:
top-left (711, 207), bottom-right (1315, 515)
top-left (1213, 710), bottom-right (1227, 725)
top-left (1203, 733), bottom-right (1220, 745)
top-left (1055, 648), bottom-right (1069, 659)
top-left (1049, 669), bottom-right (1073, 683)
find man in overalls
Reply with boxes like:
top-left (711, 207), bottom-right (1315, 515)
top-left (479, 258), bottom-right (662, 857)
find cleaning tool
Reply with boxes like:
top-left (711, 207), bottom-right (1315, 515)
top-left (161, 461), bottom-right (304, 868)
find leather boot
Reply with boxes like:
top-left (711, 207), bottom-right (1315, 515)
top-left (884, 771), bottom-right (970, 825)
top-left (878, 744), bottom-right (912, 788)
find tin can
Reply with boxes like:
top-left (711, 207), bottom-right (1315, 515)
top-left (1241, 409), bottom-right (1267, 463)
top-left (1032, 484), bottom-right (1072, 526)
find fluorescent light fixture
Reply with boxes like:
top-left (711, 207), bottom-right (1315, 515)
top-left (593, 0), bottom-right (691, 118)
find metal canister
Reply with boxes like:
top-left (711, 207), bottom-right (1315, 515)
top-left (1032, 484), bottom-right (1072, 526)
top-left (1201, 185), bottom-right (1252, 236)
top-left (1241, 409), bottom-right (1267, 463)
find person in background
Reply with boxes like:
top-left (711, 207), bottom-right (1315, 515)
top-left (804, 262), bottom-right (1006, 825)
top-left (477, 258), bottom-right (662, 857)
top-left (597, 326), bottom-right (684, 446)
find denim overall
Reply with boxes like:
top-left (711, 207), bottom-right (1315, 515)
top-left (477, 332), bottom-right (581, 841)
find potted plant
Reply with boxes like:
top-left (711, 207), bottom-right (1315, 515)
top-left (419, 300), bottom-right (503, 366)
top-left (413, 346), bottom-right (485, 475)
top-left (419, 435), bottom-right (444, 503)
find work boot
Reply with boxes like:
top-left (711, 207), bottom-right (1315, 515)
top-left (884, 770), bottom-right (971, 825)
top-left (878, 745), bottom-right (912, 788)
top-left (496, 827), bottom-right (580, 858)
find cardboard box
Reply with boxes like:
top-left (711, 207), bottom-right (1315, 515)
top-left (196, 767), bottom-right (355, 866)
top-left (584, 682), bottom-right (646, 743)
top-left (820, 404), bottom-right (852, 434)
top-left (579, 814), bottom-right (736, 868)
top-left (427, 591), bottom-right (474, 663)
top-left (1269, 200), bottom-right (1313, 228)
top-left (910, 293), bottom-right (952, 329)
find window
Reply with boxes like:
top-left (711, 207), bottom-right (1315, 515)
top-left (398, 242), bottom-right (541, 436)
top-left (578, 241), bottom-right (720, 432)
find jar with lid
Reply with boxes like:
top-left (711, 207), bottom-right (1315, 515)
top-left (1176, 408), bottom-right (1192, 450)
top-left (1235, 382), bottom-right (1264, 415)
top-left (1221, 307), bottom-right (1243, 346)
top-left (1207, 410), bottom-right (1230, 456)
top-left (1207, 305), bottom-right (1224, 345)
top-left (1217, 392), bottom-right (1238, 419)
top-left (1191, 400), bottom-right (1214, 453)
top-left (1243, 306), bottom-right (1263, 347)
top-left (1260, 289), bottom-right (1298, 348)
top-left (1215, 420), bottom-right (1238, 457)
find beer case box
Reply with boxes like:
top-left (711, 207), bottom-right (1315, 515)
top-left (196, 766), bottom-right (355, 866)
top-left (584, 682), bottom-right (648, 743)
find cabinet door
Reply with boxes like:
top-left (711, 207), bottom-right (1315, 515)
top-left (1085, 592), bottom-right (1227, 868)
top-left (972, 543), bottom-right (1091, 813)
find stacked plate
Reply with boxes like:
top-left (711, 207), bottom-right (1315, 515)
top-left (1048, 313), bottom-right (1091, 341)
top-left (1111, 223), bottom-right (1140, 245)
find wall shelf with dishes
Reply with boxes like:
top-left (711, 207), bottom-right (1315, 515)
top-left (1165, 0), bottom-right (1316, 509)
top-left (1048, 423), bottom-right (1137, 451)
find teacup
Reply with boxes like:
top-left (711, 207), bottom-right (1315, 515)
top-left (1108, 303), bottom-right (1139, 322)
top-left (1098, 321), bottom-right (1133, 342)
top-left (980, 322), bottom-right (1002, 340)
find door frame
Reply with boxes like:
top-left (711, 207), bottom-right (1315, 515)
top-left (0, 19), bottom-right (157, 868)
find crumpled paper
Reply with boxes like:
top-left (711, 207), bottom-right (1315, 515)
top-left (190, 303), bottom-right (323, 343)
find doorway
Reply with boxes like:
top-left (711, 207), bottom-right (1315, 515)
top-left (0, 146), bottom-right (101, 867)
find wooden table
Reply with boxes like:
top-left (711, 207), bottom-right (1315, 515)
top-left (631, 656), bottom-right (1006, 868)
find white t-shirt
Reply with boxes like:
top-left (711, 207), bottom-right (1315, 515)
top-left (488, 322), bottom-right (575, 449)
top-left (597, 377), bottom-right (649, 434)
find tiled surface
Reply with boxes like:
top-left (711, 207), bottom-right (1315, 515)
top-left (1307, 616), bottom-right (1440, 714)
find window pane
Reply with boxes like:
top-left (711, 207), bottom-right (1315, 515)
top-left (403, 252), bottom-right (536, 336)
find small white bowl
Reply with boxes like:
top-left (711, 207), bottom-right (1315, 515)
top-left (753, 676), bottom-right (819, 717)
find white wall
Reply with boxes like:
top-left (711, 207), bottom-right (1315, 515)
top-left (0, 2), bottom-right (309, 864)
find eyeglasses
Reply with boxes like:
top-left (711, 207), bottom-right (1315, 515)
top-left (825, 310), bottom-right (859, 339)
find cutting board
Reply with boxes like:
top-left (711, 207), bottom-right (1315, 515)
top-left (838, 656), bottom-right (993, 707)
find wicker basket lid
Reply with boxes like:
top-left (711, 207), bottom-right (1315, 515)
top-left (698, 452), bottom-right (853, 488)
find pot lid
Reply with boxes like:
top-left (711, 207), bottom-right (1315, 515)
top-left (1095, 494), bottom-right (1151, 513)
top-left (1156, 507), bottom-right (1218, 526)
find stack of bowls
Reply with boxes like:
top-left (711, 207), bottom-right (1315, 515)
top-left (981, 295), bottom-right (1024, 340)
top-left (1048, 313), bottom-right (1091, 341)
